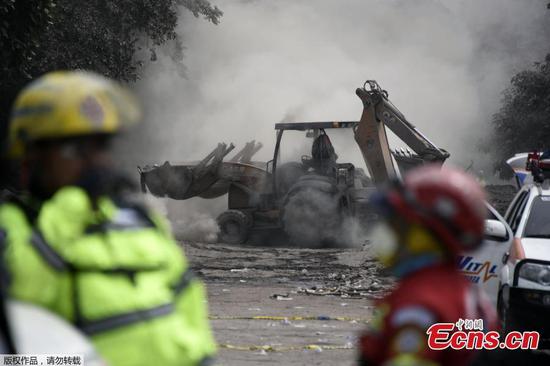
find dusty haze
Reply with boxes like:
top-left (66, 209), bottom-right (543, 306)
top-left (120, 0), bottom-right (550, 242)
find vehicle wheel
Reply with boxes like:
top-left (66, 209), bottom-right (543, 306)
top-left (216, 210), bottom-right (250, 244)
top-left (281, 175), bottom-right (342, 247)
top-left (276, 162), bottom-right (306, 196)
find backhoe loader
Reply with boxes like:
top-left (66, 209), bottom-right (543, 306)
top-left (139, 80), bottom-right (449, 245)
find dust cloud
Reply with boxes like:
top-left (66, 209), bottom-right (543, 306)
top-left (120, 0), bottom-right (549, 242)
top-left (144, 194), bottom-right (224, 243)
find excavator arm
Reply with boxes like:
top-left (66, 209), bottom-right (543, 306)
top-left (354, 80), bottom-right (449, 184)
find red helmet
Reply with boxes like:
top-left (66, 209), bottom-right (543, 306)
top-left (384, 165), bottom-right (487, 255)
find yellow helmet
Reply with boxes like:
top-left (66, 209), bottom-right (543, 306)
top-left (8, 70), bottom-right (141, 158)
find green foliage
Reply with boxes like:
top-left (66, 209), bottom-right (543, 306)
top-left (489, 54), bottom-right (550, 171)
top-left (1, 0), bottom-right (55, 79)
top-left (0, 0), bottom-right (222, 143)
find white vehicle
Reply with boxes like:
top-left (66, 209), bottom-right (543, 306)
top-left (458, 203), bottom-right (513, 306)
top-left (497, 152), bottom-right (550, 341)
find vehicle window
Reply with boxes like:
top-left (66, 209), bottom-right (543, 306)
top-left (505, 192), bottom-right (525, 222)
top-left (486, 210), bottom-right (497, 220)
top-left (511, 194), bottom-right (530, 233)
top-left (506, 192), bottom-right (528, 231)
top-left (523, 197), bottom-right (550, 238)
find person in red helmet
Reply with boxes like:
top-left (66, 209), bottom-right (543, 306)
top-left (358, 165), bottom-right (497, 366)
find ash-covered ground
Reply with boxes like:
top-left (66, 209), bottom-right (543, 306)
top-left (183, 241), bottom-right (388, 365)
top-left (180, 184), bottom-right (517, 365)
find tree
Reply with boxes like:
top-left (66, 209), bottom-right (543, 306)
top-left (488, 54), bottom-right (550, 176)
top-left (0, 0), bottom-right (222, 145)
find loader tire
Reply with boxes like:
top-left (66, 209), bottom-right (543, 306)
top-left (281, 175), bottom-right (342, 248)
top-left (217, 210), bottom-right (250, 244)
top-left (276, 162), bottom-right (306, 196)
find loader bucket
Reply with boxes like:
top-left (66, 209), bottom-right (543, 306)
top-left (139, 162), bottom-right (195, 199)
top-left (139, 143), bottom-right (235, 200)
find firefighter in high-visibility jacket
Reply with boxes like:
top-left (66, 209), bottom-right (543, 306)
top-left (0, 71), bottom-right (216, 366)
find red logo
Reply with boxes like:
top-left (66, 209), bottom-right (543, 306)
top-left (426, 320), bottom-right (539, 350)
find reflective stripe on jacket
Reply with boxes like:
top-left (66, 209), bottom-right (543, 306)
top-left (0, 186), bottom-right (216, 366)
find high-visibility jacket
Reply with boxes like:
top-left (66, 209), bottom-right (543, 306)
top-left (0, 186), bottom-right (216, 366)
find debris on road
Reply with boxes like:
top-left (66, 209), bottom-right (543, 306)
top-left (298, 270), bottom-right (394, 299)
top-left (271, 293), bottom-right (294, 301)
top-left (184, 241), bottom-right (395, 299)
top-left (218, 343), bottom-right (354, 352)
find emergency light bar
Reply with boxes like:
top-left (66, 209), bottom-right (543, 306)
top-left (526, 151), bottom-right (550, 183)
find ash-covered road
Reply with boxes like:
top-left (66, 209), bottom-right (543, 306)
top-left (178, 184), bottom-right (517, 365)
top-left (183, 241), bottom-right (393, 366)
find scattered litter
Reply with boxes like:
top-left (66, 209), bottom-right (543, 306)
top-left (340, 303), bottom-right (348, 307)
top-left (270, 293), bottom-right (293, 301)
top-left (297, 269), bottom-right (394, 299)
top-left (248, 307), bottom-right (261, 311)
top-left (301, 268), bottom-right (308, 274)
top-left (258, 349), bottom-right (267, 356)
top-left (307, 345), bottom-right (323, 353)
top-left (239, 279), bottom-right (247, 283)
top-left (219, 343), bottom-right (352, 352)
top-left (293, 306), bottom-right (304, 309)
top-left (230, 268), bottom-right (249, 273)
top-left (281, 318), bottom-right (291, 326)
top-left (346, 335), bottom-right (357, 343)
